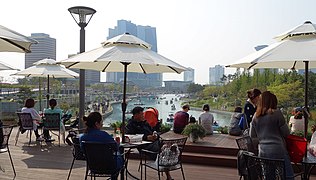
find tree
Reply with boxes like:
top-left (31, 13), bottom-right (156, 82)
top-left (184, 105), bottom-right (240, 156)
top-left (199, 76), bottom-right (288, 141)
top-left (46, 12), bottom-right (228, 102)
top-left (268, 81), bottom-right (304, 108)
top-left (187, 83), bottom-right (204, 94)
top-left (16, 86), bottom-right (34, 106)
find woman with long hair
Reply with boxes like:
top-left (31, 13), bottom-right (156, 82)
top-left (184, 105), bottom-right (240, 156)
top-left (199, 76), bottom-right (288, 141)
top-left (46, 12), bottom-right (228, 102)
top-left (250, 91), bottom-right (294, 179)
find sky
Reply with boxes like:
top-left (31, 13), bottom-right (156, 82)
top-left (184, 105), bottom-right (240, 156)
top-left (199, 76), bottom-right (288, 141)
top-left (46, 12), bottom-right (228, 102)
top-left (1, 0), bottom-right (316, 84)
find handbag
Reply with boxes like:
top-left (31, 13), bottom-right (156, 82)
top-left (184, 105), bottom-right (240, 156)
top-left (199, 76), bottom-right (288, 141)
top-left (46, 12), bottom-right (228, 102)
top-left (286, 134), bottom-right (307, 163)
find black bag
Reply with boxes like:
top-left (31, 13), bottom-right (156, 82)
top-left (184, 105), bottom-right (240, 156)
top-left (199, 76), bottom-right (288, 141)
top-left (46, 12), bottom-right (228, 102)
top-left (65, 130), bottom-right (78, 146)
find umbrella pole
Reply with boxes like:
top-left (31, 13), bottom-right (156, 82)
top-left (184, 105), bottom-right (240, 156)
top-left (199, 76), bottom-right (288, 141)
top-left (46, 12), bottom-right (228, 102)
top-left (39, 77), bottom-right (42, 111)
top-left (303, 61), bottom-right (309, 158)
top-left (304, 61), bottom-right (309, 139)
top-left (121, 62), bottom-right (130, 143)
top-left (46, 75), bottom-right (50, 108)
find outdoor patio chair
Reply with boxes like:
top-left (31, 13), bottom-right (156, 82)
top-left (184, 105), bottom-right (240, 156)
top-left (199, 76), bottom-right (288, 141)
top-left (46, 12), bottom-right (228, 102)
top-left (66, 135), bottom-right (86, 180)
top-left (140, 137), bottom-right (187, 180)
top-left (0, 125), bottom-right (16, 178)
top-left (243, 151), bottom-right (286, 180)
top-left (43, 113), bottom-right (61, 146)
top-left (82, 141), bottom-right (124, 180)
top-left (236, 136), bottom-right (256, 180)
top-left (235, 136), bottom-right (255, 152)
top-left (15, 112), bottom-right (34, 146)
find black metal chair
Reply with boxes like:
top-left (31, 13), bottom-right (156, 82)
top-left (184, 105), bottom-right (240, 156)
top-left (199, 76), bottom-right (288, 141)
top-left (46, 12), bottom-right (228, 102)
top-left (236, 136), bottom-right (255, 152)
top-left (66, 135), bottom-right (86, 180)
top-left (43, 113), bottom-right (61, 146)
top-left (141, 137), bottom-right (187, 180)
top-left (15, 112), bottom-right (34, 146)
top-left (82, 141), bottom-right (124, 180)
top-left (236, 136), bottom-right (256, 180)
top-left (0, 125), bottom-right (16, 178)
top-left (243, 152), bottom-right (286, 180)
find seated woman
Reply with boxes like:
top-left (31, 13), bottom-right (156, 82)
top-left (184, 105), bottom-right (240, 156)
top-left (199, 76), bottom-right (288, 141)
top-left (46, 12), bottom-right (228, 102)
top-left (289, 107), bottom-right (305, 133)
top-left (79, 112), bottom-right (123, 170)
top-left (198, 104), bottom-right (214, 135)
top-left (21, 98), bottom-right (44, 141)
top-left (228, 107), bottom-right (243, 136)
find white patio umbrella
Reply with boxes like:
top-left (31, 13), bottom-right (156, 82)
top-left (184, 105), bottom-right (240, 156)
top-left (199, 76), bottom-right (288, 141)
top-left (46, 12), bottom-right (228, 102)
top-left (59, 33), bottom-right (187, 139)
top-left (0, 25), bottom-right (37, 53)
top-left (0, 60), bottom-right (19, 71)
top-left (12, 58), bottom-right (79, 108)
top-left (226, 21), bottom-right (316, 138)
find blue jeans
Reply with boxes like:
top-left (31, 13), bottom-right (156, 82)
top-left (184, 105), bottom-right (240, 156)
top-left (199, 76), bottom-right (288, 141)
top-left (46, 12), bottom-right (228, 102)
top-left (284, 154), bottom-right (294, 180)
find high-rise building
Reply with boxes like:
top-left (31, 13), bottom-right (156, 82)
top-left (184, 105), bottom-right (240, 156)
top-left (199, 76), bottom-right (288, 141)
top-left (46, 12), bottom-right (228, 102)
top-left (209, 65), bottom-right (224, 85)
top-left (25, 33), bottom-right (56, 68)
top-left (106, 20), bottom-right (162, 88)
top-left (183, 67), bottom-right (194, 83)
top-left (26, 33), bottom-right (99, 85)
top-left (254, 45), bottom-right (268, 51)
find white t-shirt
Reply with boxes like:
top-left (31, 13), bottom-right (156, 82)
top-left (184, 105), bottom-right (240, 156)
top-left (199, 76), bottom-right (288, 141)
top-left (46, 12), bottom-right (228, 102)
top-left (21, 107), bottom-right (41, 129)
top-left (289, 115), bottom-right (305, 133)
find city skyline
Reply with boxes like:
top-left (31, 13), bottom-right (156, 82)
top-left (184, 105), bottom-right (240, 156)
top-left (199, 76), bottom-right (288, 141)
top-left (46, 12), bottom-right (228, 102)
top-left (106, 20), bottom-right (162, 88)
top-left (1, 0), bottom-right (316, 84)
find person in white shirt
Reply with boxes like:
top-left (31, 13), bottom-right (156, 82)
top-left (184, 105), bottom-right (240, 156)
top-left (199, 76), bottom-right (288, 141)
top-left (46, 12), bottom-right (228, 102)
top-left (289, 107), bottom-right (305, 133)
top-left (21, 98), bottom-right (43, 141)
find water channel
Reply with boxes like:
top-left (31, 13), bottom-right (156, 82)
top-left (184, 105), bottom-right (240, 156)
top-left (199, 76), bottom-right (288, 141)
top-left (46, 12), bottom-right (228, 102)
top-left (104, 94), bottom-right (232, 127)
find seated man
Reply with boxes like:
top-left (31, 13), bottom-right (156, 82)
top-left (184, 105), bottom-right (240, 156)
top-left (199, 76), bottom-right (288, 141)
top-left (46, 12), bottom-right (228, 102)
top-left (173, 104), bottom-right (190, 134)
top-left (126, 106), bottom-right (158, 142)
top-left (125, 106), bottom-right (173, 180)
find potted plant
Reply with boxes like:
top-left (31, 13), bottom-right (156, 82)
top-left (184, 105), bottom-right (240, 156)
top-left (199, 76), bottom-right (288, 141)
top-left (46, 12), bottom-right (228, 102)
top-left (182, 124), bottom-right (206, 143)
top-left (109, 121), bottom-right (122, 133)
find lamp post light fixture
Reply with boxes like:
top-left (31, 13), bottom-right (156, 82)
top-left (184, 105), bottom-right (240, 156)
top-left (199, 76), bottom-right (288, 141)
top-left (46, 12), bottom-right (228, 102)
top-left (68, 6), bottom-right (96, 128)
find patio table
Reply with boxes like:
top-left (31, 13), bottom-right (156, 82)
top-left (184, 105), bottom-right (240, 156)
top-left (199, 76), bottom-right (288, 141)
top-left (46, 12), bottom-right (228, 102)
top-left (120, 141), bottom-right (152, 180)
top-left (302, 153), bottom-right (316, 180)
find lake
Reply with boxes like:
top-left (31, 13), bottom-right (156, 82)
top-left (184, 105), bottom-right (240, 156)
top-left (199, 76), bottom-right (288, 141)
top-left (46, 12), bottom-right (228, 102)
top-left (104, 94), bottom-right (232, 127)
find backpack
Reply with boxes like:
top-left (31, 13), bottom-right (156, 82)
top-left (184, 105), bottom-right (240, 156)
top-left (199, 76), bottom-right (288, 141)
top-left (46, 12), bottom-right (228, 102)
top-left (238, 114), bottom-right (248, 130)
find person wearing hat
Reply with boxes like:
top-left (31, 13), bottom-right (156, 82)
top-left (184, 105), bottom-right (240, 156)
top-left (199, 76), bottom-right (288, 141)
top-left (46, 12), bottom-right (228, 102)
top-left (173, 104), bottom-right (190, 134)
top-left (244, 88), bottom-right (261, 127)
top-left (289, 107), bottom-right (305, 133)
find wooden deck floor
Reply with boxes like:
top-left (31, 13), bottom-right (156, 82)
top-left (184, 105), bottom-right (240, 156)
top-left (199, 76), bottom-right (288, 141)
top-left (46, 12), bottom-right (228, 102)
top-left (0, 127), bottom-right (241, 180)
top-left (160, 130), bottom-right (238, 148)
top-left (0, 127), bottom-right (309, 180)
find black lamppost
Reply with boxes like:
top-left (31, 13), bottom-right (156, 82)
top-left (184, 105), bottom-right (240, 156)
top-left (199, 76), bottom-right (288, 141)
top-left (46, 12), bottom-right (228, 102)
top-left (68, 6), bottom-right (96, 128)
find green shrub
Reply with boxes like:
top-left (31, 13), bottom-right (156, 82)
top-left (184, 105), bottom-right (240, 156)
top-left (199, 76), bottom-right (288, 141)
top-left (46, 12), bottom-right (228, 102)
top-left (217, 126), bottom-right (229, 134)
top-left (160, 123), bottom-right (172, 133)
top-left (109, 121), bottom-right (122, 131)
top-left (182, 123), bottom-right (206, 140)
